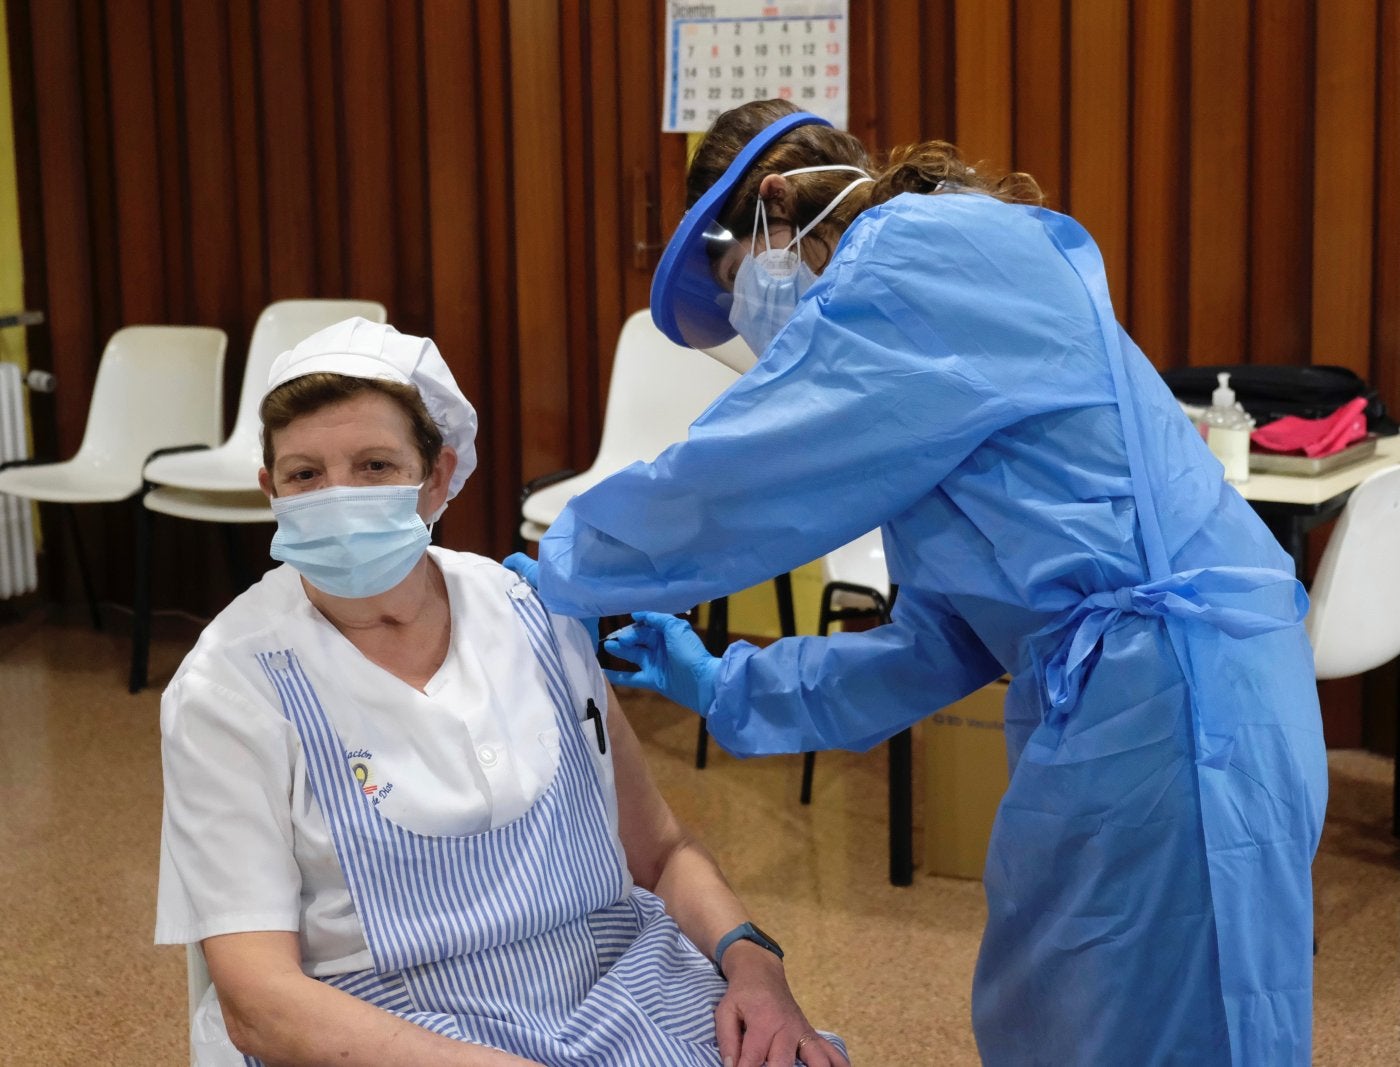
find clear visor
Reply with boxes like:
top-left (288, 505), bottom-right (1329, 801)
top-left (650, 111), bottom-right (835, 352)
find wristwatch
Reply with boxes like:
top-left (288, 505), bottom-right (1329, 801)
top-left (714, 921), bottom-right (784, 978)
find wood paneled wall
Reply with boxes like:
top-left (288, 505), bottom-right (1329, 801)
top-left (837, 0), bottom-right (1396, 396)
top-left (8, 1), bottom-right (1398, 741)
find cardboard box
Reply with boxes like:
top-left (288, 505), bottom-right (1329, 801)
top-left (923, 678), bottom-right (1010, 879)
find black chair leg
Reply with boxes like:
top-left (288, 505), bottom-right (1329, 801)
top-left (774, 571), bottom-right (796, 639)
top-left (704, 595), bottom-right (730, 653)
top-left (220, 523), bottom-right (253, 593)
top-left (694, 596), bottom-right (729, 769)
top-left (888, 726), bottom-right (914, 886)
top-left (800, 751), bottom-right (817, 804)
top-left (64, 504), bottom-right (102, 631)
top-left (129, 500), bottom-right (152, 694)
top-left (800, 586), bottom-right (839, 800)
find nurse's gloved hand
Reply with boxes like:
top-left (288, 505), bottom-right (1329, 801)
top-left (603, 611), bottom-right (720, 715)
top-left (502, 552), bottom-right (540, 589)
top-left (502, 552), bottom-right (599, 649)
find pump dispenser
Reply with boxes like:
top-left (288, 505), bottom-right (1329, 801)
top-left (1213, 373), bottom-right (1235, 410)
top-left (1201, 372), bottom-right (1254, 484)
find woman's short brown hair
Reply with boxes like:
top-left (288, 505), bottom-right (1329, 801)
top-left (259, 374), bottom-right (444, 477)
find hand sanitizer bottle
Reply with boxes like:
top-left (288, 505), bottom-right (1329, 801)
top-left (1201, 372), bottom-right (1254, 484)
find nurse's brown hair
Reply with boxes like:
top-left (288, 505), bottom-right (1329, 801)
top-left (691, 98), bottom-right (1043, 265)
top-left (259, 374), bottom-right (443, 479)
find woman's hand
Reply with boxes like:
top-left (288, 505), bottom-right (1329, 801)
top-left (715, 943), bottom-right (850, 1067)
top-left (602, 611), bottom-right (721, 714)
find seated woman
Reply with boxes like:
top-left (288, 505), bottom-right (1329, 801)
top-left (155, 318), bottom-right (848, 1067)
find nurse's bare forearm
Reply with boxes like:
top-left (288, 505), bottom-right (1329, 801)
top-left (204, 931), bottom-right (541, 1067)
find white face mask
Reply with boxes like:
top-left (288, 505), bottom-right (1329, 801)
top-left (726, 165), bottom-right (873, 358)
top-left (269, 482), bottom-right (429, 599)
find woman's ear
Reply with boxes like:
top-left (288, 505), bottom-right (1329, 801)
top-left (757, 172), bottom-right (791, 213)
top-left (257, 468), bottom-right (275, 500)
top-left (422, 445), bottom-right (458, 517)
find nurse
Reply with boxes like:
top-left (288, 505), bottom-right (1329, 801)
top-left (511, 101), bottom-right (1328, 1065)
top-left (155, 317), bottom-right (847, 1067)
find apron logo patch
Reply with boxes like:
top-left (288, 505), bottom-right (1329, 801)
top-left (347, 749), bottom-right (394, 804)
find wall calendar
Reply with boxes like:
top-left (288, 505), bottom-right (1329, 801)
top-left (663, 2), bottom-right (850, 134)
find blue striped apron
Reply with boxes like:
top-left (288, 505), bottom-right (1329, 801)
top-left (247, 579), bottom-right (844, 1065)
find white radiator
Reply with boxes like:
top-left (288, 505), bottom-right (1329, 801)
top-left (0, 361), bottom-right (38, 599)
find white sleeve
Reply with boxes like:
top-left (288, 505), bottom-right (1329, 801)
top-left (155, 669), bottom-right (303, 944)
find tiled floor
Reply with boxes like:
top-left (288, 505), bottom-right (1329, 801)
top-left (3, 607), bottom-right (1397, 1065)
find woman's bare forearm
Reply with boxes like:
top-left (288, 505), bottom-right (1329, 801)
top-left (604, 691), bottom-right (841, 1065)
top-left (205, 932), bottom-right (540, 1067)
top-left (605, 686), bottom-right (760, 964)
top-left (649, 832), bottom-right (752, 963)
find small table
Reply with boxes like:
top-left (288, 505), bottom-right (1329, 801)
top-left (1236, 435), bottom-right (1400, 575)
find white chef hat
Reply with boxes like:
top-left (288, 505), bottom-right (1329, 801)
top-left (265, 317), bottom-right (478, 519)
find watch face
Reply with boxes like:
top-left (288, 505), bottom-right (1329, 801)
top-left (747, 923), bottom-right (781, 952)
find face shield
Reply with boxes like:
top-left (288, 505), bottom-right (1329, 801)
top-left (649, 111), bottom-right (833, 359)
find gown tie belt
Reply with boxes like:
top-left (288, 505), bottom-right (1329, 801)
top-left (1037, 565), bottom-right (1307, 722)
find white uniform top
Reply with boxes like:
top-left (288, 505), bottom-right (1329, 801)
top-left (156, 548), bottom-right (623, 981)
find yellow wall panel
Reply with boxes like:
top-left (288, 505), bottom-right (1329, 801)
top-left (0, 0), bottom-right (28, 374)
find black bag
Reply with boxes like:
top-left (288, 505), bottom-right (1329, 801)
top-left (1158, 363), bottom-right (1397, 435)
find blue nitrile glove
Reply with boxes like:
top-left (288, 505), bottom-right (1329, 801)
top-left (502, 552), bottom-right (599, 647)
top-left (602, 611), bottom-right (720, 715)
top-left (503, 552), bottom-right (540, 588)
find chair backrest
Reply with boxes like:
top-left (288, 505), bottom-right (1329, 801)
top-left (72, 326), bottom-right (227, 476)
top-left (590, 310), bottom-right (739, 473)
top-left (227, 299), bottom-right (389, 454)
top-left (822, 528), bottom-right (891, 599)
top-left (1306, 464), bottom-right (1400, 679)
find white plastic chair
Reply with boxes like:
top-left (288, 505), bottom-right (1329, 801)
top-left (130, 300), bottom-right (388, 692)
top-left (518, 309), bottom-right (744, 541)
top-left (517, 311), bottom-right (798, 766)
top-left (795, 529), bottom-right (915, 885)
top-left (1305, 463), bottom-right (1400, 836)
top-left (819, 529), bottom-right (892, 610)
top-left (0, 325), bottom-right (226, 630)
top-left (143, 301), bottom-right (388, 499)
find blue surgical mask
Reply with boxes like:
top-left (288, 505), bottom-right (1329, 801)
top-left (270, 483), bottom-right (430, 599)
top-left (727, 165), bottom-right (874, 358)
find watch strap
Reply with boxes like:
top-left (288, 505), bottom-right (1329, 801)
top-left (714, 921), bottom-right (784, 978)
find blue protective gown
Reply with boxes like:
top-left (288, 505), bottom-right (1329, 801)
top-left (537, 192), bottom-right (1327, 1065)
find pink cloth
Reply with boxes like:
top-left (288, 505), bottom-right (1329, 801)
top-left (1250, 396), bottom-right (1370, 457)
